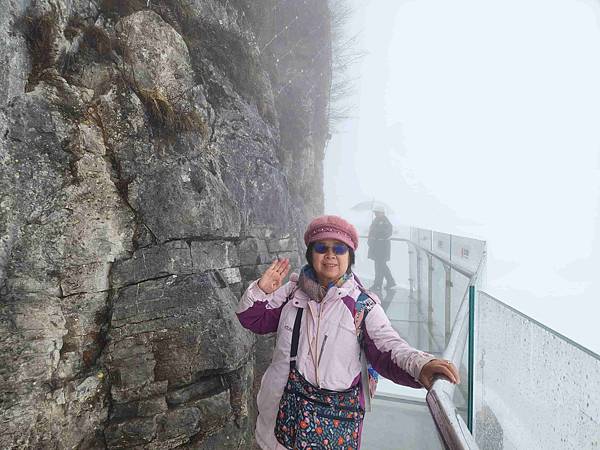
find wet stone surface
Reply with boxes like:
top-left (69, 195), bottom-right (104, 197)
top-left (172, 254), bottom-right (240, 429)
top-left (0, 0), bottom-right (330, 447)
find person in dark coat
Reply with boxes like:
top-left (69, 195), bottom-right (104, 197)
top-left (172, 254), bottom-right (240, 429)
top-left (367, 205), bottom-right (396, 291)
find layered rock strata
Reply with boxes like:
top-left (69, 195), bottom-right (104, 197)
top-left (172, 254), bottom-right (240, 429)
top-left (0, 1), bottom-right (331, 448)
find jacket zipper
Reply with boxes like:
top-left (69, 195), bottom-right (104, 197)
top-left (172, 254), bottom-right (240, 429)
top-left (318, 335), bottom-right (328, 366)
top-left (315, 304), bottom-right (322, 386)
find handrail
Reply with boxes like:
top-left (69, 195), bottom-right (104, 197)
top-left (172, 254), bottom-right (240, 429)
top-left (427, 387), bottom-right (479, 450)
top-left (426, 287), bottom-right (477, 449)
top-left (427, 244), bottom-right (486, 450)
top-left (359, 235), bottom-right (475, 278)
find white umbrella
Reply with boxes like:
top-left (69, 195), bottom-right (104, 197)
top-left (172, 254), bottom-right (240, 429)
top-left (350, 200), bottom-right (394, 214)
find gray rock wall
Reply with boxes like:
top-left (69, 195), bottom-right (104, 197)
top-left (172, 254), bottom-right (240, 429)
top-left (0, 0), bottom-right (331, 448)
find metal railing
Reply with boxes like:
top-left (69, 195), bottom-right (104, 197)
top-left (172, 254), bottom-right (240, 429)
top-left (361, 232), bottom-right (485, 449)
top-left (403, 234), bottom-right (484, 450)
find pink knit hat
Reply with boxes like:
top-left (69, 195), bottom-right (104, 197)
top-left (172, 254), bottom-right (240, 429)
top-left (304, 215), bottom-right (359, 251)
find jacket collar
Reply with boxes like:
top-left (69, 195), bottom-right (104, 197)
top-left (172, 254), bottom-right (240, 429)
top-left (297, 265), bottom-right (357, 303)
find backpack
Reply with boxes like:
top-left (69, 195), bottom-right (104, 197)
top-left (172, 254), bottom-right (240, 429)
top-left (354, 290), bottom-right (379, 411)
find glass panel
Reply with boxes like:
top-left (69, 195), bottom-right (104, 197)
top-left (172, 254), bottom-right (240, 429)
top-left (417, 250), bottom-right (429, 314)
top-left (408, 245), bottom-right (417, 298)
top-left (410, 227), bottom-right (420, 244)
top-left (354, 235), bottom-right (375, 282)
top-left (416, 252), bottom-right (436, 352)
top-left (356, 226), bottom-right (486, 448)
top-left (454, 322), bottom-right (470, 427)
top-left (356, 240), bottom-right (445, 448)
top-left (354, 239), bottom-right (409, 292)
top-left (432, 231), bottom-right (452, 260)
top-left (430, 258), bottom-right (446, 352)
top-left (450, 269), bottom-right (470, 329)
top-left (387, 239), bottom-right (409, 291)
top-left (417, 228), bottom-right (433, 251)
top-left (450, 235), bottom-right (485, 273)
top-left (393, 224), bottom-right (411, 240)
top-left (379, 241), bottom-right (430, 354)
top-left (474, 292), bottom-right (600, 449)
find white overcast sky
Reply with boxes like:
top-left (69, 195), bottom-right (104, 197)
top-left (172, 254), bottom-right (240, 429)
top-left (324, 0), bottom-right (600, 354)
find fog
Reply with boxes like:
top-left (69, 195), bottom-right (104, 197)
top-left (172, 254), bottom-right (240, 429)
top-left (324, 0), bottom-right (600, 354)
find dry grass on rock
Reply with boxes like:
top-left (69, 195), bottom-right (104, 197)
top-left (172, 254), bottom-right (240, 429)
top-left (82, 25), bottom-right (113, 57)
top-left (18, 8), bottom-right (60, 89)
top-left (135, 87), bottom-right (208, 135)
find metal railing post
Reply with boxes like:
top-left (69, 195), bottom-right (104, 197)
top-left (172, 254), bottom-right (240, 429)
top-left (428, 254), bottom-right (434, 350)
top-left (445, 265), bottom-right (452, 345)
top-left (416, 250), bottom-right (422, 304)
top-left (468, 285), bottom-right (475, 433)
top-left (408, 250), bottom-right (415, 297)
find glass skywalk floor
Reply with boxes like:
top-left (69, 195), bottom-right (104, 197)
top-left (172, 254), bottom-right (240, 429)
top-left (362, 397), bottom-right (445, 449)
top-left (360, 283), bottom-right (445, 449)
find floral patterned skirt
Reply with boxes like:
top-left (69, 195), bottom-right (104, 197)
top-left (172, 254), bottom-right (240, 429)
top-left (274, 368), bottom-right (364, 450)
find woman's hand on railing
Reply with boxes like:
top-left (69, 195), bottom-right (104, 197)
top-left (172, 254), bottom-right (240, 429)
top-left (418, 359), bottom-right (461, 390)
top-left (258, 258), bottom-right (290, 294)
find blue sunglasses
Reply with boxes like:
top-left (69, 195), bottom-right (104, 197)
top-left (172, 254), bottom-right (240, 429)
top-left (313, 242), bottom-right (349, 255)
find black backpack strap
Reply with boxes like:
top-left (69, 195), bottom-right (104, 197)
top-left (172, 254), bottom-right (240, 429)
top-left (284, 285), bottom-right (298, 305)
top-left (290, 308), bottom-right (303, 370)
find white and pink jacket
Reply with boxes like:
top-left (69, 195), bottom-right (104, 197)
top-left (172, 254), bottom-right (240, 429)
top-left (236, 273), bottom-right (435, 450)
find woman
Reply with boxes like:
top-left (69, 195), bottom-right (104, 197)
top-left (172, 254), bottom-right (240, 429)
top-left (237, 215), bottom-right (459, 449)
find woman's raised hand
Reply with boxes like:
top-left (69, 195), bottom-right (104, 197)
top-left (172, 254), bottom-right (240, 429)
top-left (257, 258), bottom-right (290, 294)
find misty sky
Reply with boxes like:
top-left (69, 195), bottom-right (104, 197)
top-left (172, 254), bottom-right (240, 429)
top-left (324, 0), bottom-right (600, 354)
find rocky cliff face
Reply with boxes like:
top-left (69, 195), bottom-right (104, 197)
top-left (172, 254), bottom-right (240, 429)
top-left (0, 1), bottom-right (331, 448)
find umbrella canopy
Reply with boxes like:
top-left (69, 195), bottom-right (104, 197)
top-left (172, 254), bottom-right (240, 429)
top-left (350, 200), bottom-right (394, 214)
